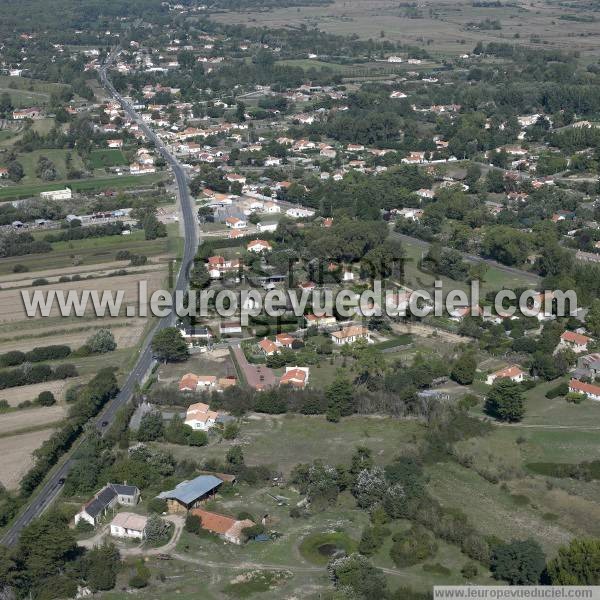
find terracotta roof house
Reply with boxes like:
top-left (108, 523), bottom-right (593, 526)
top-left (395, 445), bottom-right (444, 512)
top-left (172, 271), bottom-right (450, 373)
top-left (184, 402), bottom-right (220, 430)
top-left (330, 326), bottom-right (371, 346)
top-left (179, 373), bottom-right (217, 391)
top-left (569, 379), bottom-right (600, 401)
top-left (486, 365), bottom-right (525, 386)
top-left (247, 239), bottom-right (272, 253)
top-left (190, 508), bottom-right (254, 544)
top-left (560, 331), bottom-right (592, 354)
top-left (275, 333), bottom-right (295, 348)
top-left (258, 338), bottom-right (278, 356)
top-left (280, 366), bottom-right (309, 389)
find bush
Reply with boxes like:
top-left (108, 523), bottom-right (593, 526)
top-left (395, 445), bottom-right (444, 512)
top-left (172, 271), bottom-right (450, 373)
top-left (461, 562), bottom-right (478, 578)
top-left (12, 264), bottom-right (29, 273)
top-left (185, 513), bottom-right (202, 534)
top-left (545, 382), bottom-right (569, 399)
top-left (390, 526), bottom-right (438, 567)
top-left (85, 329), bottom-right (117, 354)
top-left (37, 391), bottom-right (56, 406)
top-left (31, 278), bottom-right (49, 286)
top-left (147, 497), bottom-right (167, 514)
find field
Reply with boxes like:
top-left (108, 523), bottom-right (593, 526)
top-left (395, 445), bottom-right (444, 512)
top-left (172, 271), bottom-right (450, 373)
top-left (0, 428), bottom-right (56, 490)
top-left (89, 149), bottom-right (128, 169)
top-left (0, 221), bottom-right (179, 493)
top-left (157, 413), bottom-right (423, 476)
top-left (14, 149), bottom-right (86, 185)
top-left (0, 172), bottom-right (165, 201)
top-left (0, 75), bottom-right (70, 108)
top-left (213, 0), bottom-right (600, 61)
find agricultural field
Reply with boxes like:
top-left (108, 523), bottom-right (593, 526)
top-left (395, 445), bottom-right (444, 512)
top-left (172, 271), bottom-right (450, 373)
top-left (0, 221), bottom-right (179, 493)
top-left (0, 428), bottom-right (57, 490)
top-left (213, 0), bottom-right (600, 61)
top-left (13, 148), bottom-right (86, 184)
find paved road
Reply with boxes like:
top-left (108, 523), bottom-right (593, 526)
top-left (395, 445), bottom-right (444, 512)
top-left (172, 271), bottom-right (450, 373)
top-left (390, 230), bottom-right (541, 284)
top-left (1, 49), bottom-right (199, 547)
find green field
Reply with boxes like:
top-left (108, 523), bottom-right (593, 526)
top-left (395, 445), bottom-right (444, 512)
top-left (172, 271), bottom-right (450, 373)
top-left (14, 149), bottom-right (86, 184)
top-left (0, 172), bottom-right (165, 201)
top-left (89, 149), bottom-right (128, 169)
top-left (0, 75), bottom-right (70, 108)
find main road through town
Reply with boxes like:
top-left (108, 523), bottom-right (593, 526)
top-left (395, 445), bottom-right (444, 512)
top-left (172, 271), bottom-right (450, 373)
top-left (1, 49), bottom-right (199, 547)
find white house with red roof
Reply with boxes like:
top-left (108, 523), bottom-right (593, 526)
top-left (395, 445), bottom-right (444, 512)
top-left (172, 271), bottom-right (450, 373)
top-left (486, 365), bottom-right (525, 386)
top-left (330, 326), bottom-right (371, 346)
top-left (569, 379), bottom-right (600, 401)
top-left (247, 239), bottom-right (272, 253)
top-left (184, 401), bottom-right (220, 430)
top-left (225, 217), bottom-right (247, 229)
top-left (559, 331), bottom-right (592, 354)
top-left (280, 367), bottom-right (309, 388)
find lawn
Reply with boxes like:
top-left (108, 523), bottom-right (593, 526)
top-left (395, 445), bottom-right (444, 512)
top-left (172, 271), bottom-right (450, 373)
top-left (89, 149), bottom-right (128, 169)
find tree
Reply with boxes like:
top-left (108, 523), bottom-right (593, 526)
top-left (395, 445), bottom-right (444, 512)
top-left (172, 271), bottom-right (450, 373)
top-left (151, 327), bottom-right (188, 362)
top-left (226, 445), bottom-right (244, 467)
top-left (451, 352), bottom-right (477, 385)
top-left (84, 543), bottom-right (120, 591)
top-left (86, 329), bottom-right (117, 354)
top-left (137, 411), bottom-right (164, 442)
top-left (37, 390), bottom-right (56, 406)
top-left (352, 467), bottom-right (387, 509)
top-left (7, 161), bottom-right (24, 183)
top-left (185, 513), bottom-right (202, 535)
top-left (358, 526), bottom-right (381, 556)
top-left (326, 376), bottom-right (355, 421)
top-left (585, 299), bottom-right (600, 338)
top-left (491, 539), bottom-right (545, 585)
top-left (547, 538), bottom-right (600, 584)
top-left (144, 515), bottom-right (170, 545)
top-left (328, 553), bottom-right (388, 600)
top-left (485, 379), bottom-right (525, 422)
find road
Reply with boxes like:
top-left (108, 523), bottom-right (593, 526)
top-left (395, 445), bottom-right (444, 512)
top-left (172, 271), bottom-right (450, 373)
top-left (1, 49), bottom-right (199, 547)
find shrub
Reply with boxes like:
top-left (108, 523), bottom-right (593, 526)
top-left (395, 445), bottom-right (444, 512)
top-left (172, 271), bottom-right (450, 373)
top-left (37, 391), bottom-right (56, 406)
top-left (12, 264), bottom-right (29, 273)
top-left (545, 382), bottom-right (569, 399)
top-left (185, 513), bottom-right (202, 534)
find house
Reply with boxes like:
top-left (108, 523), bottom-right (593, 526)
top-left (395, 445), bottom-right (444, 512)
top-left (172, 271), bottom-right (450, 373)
top-left (395, 208), bottom-right (423, 222)
top-left (304, 313), bottom-right (337, 327)
top-left (486, 365), bottom-right (525, 386)
top-left (257, 221), bottom-right (278, 233)
top-left (219, 321), bottom-right (242, 335)
top-left (258, 338), bottom-right (279, 356)
top-left (74, 483), bottom-right (140, 527)
top-left (449, 305), bottom-right (484, 322)
top-left (280, 366), bottom-right (309, 388)
top-left (416, 188), bottom-right (435, 200)
top-left (184, 402), bottom-right (220, 430)
top-left (179, 326), bottom-right (212, 343)
top-left (569, 379), bottom-right (600, 401)
top-left (0, 167), bottom-right (9, 179)
top-left (559, 331), bottom-right (592, 354)
top-left (402, 152), bottom-right (426, 164)
top-left (110, 512), bottom-right (148, 540)
top-left (190, 508), bottom-right (254, 544)
top-left (275, 333), bottom-right (295, 348)
top-left (286, 207), bottom-right (315, 219)
top-left (262, 202), bottom-right (281, 214)
top-left (225, 217), bottom-right (247, 229)
top-left (207, 256), bottom-right (241, 279)
top-left (12, 107), bottom-right (41, 120)
top-left (179, 374), bottom-right (218, 392)
top-left (107, 139), bottom-right (123, 148)
top-left (390, 91), bottom-right (408, 99)
top-left (40, 188), bottom-right (72, 201)
top-left (247, 239), bottom-right (272, 253)
top-left (158, 475), bottom-right (223, 513)
top-left (574, 353), bottom-right (600, 380)
top-left (331, 326), bottom-right (371, 346)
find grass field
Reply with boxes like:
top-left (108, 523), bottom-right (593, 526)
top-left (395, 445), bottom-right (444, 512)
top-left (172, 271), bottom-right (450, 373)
top-left (89, 149), bottom-right (128, 169)
top-left (0, 75), bottom-right (69, 108)
top-left (14, 149), bottom-right (86, 184)
top-left (0, 172), bottom-right (165, 201)
top-left (157, 414), bottom-right (424, 476)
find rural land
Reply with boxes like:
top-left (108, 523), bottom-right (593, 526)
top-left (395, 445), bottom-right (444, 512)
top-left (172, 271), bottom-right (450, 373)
top-left (1, 0), bottom-right (600, 599)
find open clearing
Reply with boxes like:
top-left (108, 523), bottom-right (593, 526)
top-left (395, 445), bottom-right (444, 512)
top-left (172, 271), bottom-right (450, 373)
top-left (0, 428), bottom-right (56, 490)
top-left (0, 379), bottom-right (85, 407)
top-left (0, 405), bottom-right (65, 435)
